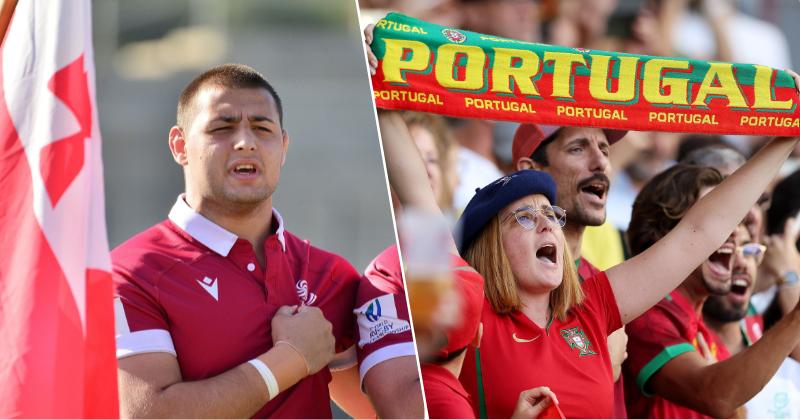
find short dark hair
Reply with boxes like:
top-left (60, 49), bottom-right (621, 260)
top-left (530, 135), bottom-right (556, 166)
top-left (766, 168), bottom-right (800, 236)
top-left (627, 164), bottom-right (724, 256)
top-left (176, 63), bottom-right (283, 129)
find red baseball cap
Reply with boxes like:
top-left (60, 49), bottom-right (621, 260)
top-left (511, 124), bottom-right (628, 164)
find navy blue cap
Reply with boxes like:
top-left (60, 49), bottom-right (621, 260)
top-left (456, 170), bottom-right (557, 255)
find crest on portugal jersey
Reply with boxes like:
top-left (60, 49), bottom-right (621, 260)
top-left (560, 327), bottom-right (597, 356)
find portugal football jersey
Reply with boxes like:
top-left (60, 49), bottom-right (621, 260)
top-left (623, 289), bottom-right (730, 419)
top-left (459, 271), bottom-right (622, 418)
top-left (113, 196), bottom-right (360, 418)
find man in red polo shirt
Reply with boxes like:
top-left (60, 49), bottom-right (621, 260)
top-left (512, 123), bottom-right (629, 417)
top-left (113, 64), bottom-right (374, 418)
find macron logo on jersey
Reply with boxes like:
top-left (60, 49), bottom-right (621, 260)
top-left (197, 276), bottom-right (219, 301)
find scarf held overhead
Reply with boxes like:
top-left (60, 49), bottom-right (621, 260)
top-left (370, 13), bottom-right (800, 136)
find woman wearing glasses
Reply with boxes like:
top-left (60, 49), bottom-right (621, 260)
top-left (453, 135), bottom-right (800, 418)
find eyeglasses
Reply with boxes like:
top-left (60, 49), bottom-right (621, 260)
top-left (505, 205), bottom-right (566, 230)
top-left (736, 242), bottom-right (767, 265)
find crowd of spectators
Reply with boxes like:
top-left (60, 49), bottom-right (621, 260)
top-left (361, 1), bottom-right (800, 418)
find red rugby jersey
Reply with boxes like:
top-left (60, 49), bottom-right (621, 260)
top-left (459, 271), bottom-right (622, 418)
top-left (112, 196), bottom-right (360, 418)
top-left (355, 245), bottom-right (415, 383)
top-left (623, 289), bottom-right (730, 419)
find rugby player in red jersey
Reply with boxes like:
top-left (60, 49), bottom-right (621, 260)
top-left (113, 64), bottom-right (386, 418)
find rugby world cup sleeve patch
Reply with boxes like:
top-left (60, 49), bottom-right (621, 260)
top-left (355, 293), bottom-right (411, 347)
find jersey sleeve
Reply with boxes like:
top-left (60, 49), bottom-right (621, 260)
top-left (355, 247), bottom-right (413, 383)
top-left (112, 263), bottom-right (176, 359)
top-left (623, 303), bottom-right (696, 395)
top-left (581, 271), bottom-right (623, 335)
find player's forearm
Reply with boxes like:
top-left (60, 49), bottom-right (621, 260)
top-left (129, 345), bottom-right (307, 418)
top-left (374, 376), bottom-right (424, 419)
top-left (364, 357), bottom-right (425, 419)
top-left (697, 309), bottom-right (800, 417)
top-left (329, 366), bottom-right (377, 419)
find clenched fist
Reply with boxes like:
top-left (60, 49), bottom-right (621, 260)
top-left (271, 305), bottom-right (335, 375)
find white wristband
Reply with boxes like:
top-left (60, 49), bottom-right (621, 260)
top-left (248, 358), bottom-right (279, 400)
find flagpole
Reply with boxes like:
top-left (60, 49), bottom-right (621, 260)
top-left (0, 0), bottom-right (18, 46)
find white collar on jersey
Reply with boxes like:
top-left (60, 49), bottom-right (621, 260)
top-left (167, 194), bottom-right (287, 255)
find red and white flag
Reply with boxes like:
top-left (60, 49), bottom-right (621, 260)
top-left (0, 0), bottom-right (119, 417)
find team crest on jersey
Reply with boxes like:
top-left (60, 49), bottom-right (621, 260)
top-left (295, 279), bottom-right (317, 305)
top-left (442, 28), bottom-right (466, 44)
top-left (560, 327), bottom-right (597, 356)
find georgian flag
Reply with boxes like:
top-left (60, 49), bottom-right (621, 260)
top-left (0, 1), bottom-right (119, 417)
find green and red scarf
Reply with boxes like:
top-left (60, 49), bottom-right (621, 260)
top-left (369, 13), bottom-right (800, 136)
